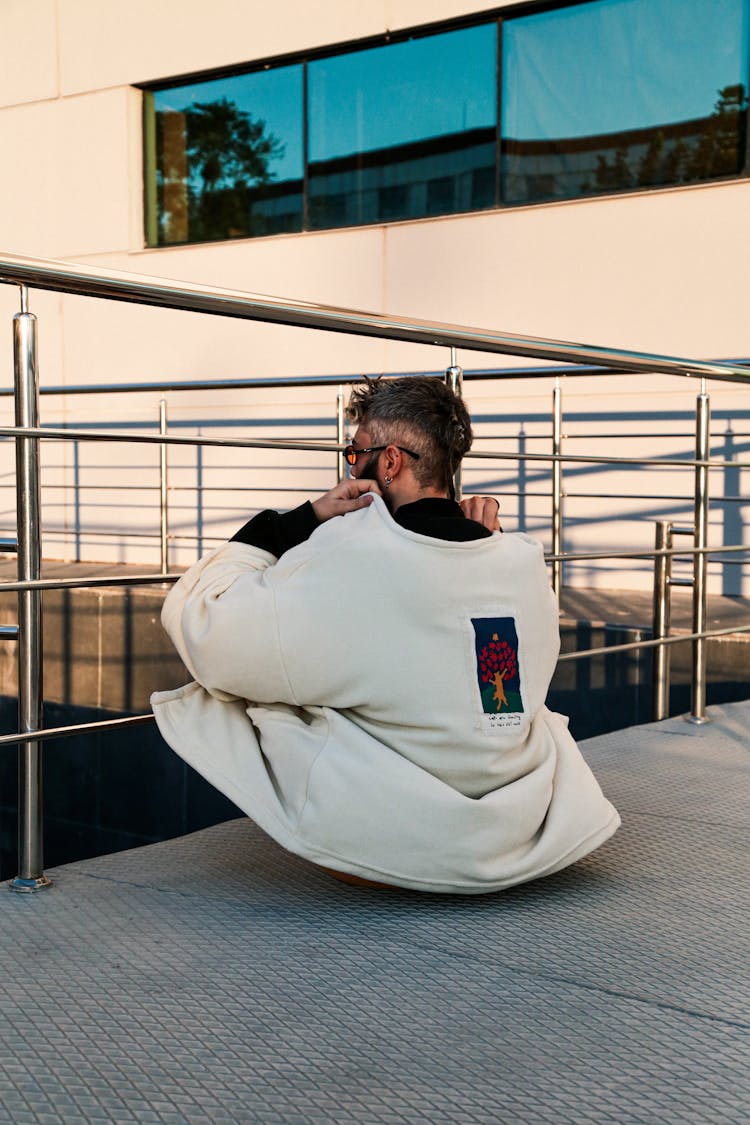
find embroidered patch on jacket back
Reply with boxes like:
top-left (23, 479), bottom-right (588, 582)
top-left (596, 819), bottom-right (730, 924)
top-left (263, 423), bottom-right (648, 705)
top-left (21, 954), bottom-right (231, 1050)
top-left (471, 617), bottom-right (524, 730)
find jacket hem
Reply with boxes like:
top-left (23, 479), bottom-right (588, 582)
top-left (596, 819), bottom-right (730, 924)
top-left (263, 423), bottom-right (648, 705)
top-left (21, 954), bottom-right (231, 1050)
top-left (152, 685), bottom-right (620, 896)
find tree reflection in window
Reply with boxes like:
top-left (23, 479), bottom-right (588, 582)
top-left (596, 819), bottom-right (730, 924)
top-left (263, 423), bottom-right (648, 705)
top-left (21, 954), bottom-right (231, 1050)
top-left (502, 0), bottom-right (750, 204)
top-left (157, 98), bottom-right (285, 242)
top-left (152, 64), bottom-right (303, 245)
top-left (591, 85), bottom-right (748, 193)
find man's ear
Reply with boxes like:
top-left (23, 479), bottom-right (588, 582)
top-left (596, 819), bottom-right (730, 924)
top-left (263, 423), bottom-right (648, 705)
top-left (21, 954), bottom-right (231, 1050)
top-left (383, 445), bottom-right (403, 477)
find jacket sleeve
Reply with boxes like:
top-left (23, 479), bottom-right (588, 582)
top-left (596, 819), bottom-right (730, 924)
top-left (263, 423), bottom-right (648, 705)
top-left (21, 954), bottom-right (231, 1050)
top-left (231, 501), bottom-right (319, 556)
top-left (161, 541), bottom-right (297, 704)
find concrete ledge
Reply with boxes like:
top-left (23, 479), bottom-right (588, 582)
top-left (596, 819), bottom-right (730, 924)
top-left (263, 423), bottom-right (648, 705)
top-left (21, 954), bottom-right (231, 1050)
top-left (0, 560), bottom-right (186, 712)
top-left (1, 560), bottom-right (748, 716)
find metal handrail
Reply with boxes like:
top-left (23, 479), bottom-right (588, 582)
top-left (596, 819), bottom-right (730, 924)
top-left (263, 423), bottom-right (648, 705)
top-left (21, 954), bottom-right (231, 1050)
top-left (3, 250), bottom-right (750, 381)
top-left (2, 249), bottom-right (750, 891)
top-left (0, 617), bottom-right (747, 750)
top-left (0, 541), bottom-right (746, 595)
top-left (558, 621), bottom-right (750, 662)
top-left (0, 424), bottom-right (748, 471)
top-left (0, 357), bottom-right (749, 397)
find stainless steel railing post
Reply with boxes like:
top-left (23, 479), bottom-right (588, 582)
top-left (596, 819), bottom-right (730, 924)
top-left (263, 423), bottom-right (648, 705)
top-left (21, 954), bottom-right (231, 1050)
top-left (551, 378), bottom-right (563, 599)
top-left (336, 387), bottom-right (345, 483)
top-left (10, 286), bottom-right (50, 892)
top-left (651, 520), bottom-right (673, 720)
top-left (446, 348), bottom-right (463, 501)
top-left (687, 384), bottom-right (711, 724)
top-left (159, 398), bottom-right (169, 575)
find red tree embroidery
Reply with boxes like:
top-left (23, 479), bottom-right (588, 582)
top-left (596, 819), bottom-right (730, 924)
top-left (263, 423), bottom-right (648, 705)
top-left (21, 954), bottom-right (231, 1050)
top-left (479, 634), bottom-right (518, 710)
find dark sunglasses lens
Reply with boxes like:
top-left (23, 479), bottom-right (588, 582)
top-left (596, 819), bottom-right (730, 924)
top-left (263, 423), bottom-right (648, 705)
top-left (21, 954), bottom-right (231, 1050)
top-left (345, 448), bottom-right (357, 465)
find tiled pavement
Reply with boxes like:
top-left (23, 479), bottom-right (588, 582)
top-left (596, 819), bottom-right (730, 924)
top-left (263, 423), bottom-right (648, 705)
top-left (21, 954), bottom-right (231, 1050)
top-left (1, 701), bottom-right (749, 1124)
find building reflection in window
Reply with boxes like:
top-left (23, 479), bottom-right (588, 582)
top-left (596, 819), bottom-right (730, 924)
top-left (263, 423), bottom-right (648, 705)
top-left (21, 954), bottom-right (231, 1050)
top-left (307, 24), bottom-right (497, 230)
top-left (153, 65), bottom-right (303, 245)
top-left (501, 0), bottom-right (749, 204)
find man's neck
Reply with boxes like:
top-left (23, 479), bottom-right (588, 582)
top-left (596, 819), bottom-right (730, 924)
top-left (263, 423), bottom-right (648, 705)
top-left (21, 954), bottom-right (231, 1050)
top-left (390, 485), bottom-right (449, 513)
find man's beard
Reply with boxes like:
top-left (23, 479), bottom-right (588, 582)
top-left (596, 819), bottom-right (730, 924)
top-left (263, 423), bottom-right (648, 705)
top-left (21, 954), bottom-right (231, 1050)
top-left (358, 452), bottom-right (394, 511)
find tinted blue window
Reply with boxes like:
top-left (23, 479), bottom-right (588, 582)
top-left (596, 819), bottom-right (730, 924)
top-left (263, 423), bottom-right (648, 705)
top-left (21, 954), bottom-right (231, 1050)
top-left (307, 24), bottom-right (497, 229)
top-left (144, 1), bottom-right (750, 246)
top-left (502, 0), bottom-right (750, 203)
top-left (152, 65), bottom-right (303, 244)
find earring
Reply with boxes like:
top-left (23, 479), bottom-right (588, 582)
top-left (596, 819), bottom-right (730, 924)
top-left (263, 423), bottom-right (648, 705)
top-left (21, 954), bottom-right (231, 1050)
top-left (384, 475), bottom-right (392, 488)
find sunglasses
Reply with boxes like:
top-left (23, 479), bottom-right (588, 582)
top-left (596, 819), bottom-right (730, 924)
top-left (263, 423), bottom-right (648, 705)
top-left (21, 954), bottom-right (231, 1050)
top-left (344, 443), bottom-right (421, 467)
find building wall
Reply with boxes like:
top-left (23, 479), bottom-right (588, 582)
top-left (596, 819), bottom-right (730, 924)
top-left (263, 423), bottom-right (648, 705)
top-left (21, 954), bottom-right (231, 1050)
top-left (0, 0), bottom-right (748, 590)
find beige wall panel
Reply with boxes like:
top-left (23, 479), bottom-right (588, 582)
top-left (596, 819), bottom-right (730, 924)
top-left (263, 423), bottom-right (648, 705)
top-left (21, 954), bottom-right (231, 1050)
top-left (75, 228), bottom-right (445, 378)
top-left (386, 1), bottom-right (512, 28)
top-left (0, 100), bottom-right (61, 257)
top-left (0, 89), bottom-right (134, 258)
top-left (57, 0), bottom-right (517, 96)
top-left (382, 182), bottom-right (750, 361)
top-left (89, 224), bottom-right (388, 311)
top-left (57, 293), bottom-right (393, 387)
top-left (0, 0), bottom-right (58, 108)
top-left (80, 178), bottom-right (750, 377)
top-left (59, 0), bottom-right (392, 94)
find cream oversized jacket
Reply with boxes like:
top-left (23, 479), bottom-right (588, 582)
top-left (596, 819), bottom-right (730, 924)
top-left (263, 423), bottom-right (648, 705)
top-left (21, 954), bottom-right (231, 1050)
top-left (152, 496), bottom-right (619, 893)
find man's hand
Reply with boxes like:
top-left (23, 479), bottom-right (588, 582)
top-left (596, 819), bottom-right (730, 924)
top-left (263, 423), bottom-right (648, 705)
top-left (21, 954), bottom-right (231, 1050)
top-left (460, 495), bottom-right (502, 532)
top-left (312, 478), bottom-right (382, 523)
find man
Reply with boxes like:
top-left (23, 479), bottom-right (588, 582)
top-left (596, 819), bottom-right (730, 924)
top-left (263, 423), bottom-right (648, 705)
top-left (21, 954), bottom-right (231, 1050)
top-left (152, 377), bottom-right (619, 893)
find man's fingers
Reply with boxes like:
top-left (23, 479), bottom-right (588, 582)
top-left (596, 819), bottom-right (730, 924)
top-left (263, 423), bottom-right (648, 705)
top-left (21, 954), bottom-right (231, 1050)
top-left (312, 477), bottom-right (382, 522)
top-left (344, 492), bottom-right (376, 511)
top-left (341, 483), bottom-right (381, 511)
top-left (346, 478), bottom-right (382, 498)
top-left (460, 495), bottom-right (501, 532)
top-left (330, 478), bottom-right (381, 501)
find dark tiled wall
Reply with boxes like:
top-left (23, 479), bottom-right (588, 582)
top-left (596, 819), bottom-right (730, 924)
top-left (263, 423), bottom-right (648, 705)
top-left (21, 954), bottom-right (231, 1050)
top-left (0, 698), bottom-right (241, 881)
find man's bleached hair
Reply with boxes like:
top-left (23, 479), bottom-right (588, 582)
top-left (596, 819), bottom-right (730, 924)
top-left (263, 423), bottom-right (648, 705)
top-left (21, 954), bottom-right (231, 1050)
top-left (346, 376), bottom-right (473, 498)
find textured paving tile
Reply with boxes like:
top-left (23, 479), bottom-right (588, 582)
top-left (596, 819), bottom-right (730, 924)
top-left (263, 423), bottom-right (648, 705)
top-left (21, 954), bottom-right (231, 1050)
top-left (0, 701), bottom-right (749, 1123)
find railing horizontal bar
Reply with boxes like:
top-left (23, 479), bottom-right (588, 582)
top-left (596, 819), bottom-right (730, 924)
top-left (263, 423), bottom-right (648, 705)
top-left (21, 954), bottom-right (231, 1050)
top-left (158, 537), bottom-right (750, 559)
top-left (9, 374), bottom-right (382, 396)
top-left (0, 529), bottom-right (186, 543)
top-left (0, 426), bottom-right (339, 453)
top-left (0, 573), bottom-right (180, 593)
top-left (2, 251), bottom-right (750, 382)
top-left (8, 485), bottom-right (749, 509)
top-left (2, 527), bottom-right (185, 542)
top-left (0, 713), bottom-right (155, 748)
top-left (1, 358), bottom-right (748, 398)
top-left (467, 449), bottom-right (750, 469)
top-left (558, 622), bottom-right (750, 662)
top-left (0, 544), bottom-right (745, 593)
top-left (0, 370), bottom-right (644, 398)
top-left (2, 621), bottom-right (748, 748)
top-left (0, 370), bottom-right (632, 396)
top-left (465, 359), bottom-right (750, 382)
top-left (1, 425), bottom-right (749, 471)
top-left (547, 543), bottom-right (750, 563)
top-left (0, 625), bottom-right (19, 639)
top-left (462, 362), bottom-right (750, 386)
top-left (1, 367), bottom-right (610, 397)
